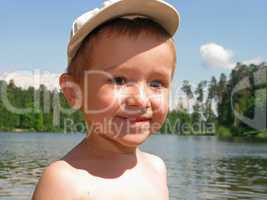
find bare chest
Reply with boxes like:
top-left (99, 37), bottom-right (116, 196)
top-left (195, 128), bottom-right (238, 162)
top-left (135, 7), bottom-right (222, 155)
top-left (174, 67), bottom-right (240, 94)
top-left (78, 169), bottom-right (168, 200)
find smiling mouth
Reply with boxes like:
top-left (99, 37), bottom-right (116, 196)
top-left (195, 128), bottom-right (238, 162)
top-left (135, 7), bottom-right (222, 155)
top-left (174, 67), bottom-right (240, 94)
top-left (116, 116), bottom-right (151, 123)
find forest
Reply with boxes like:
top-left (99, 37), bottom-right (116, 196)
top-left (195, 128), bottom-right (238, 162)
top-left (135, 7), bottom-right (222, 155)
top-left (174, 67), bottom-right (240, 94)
top-left (0, 63), bottom-right (266, 138)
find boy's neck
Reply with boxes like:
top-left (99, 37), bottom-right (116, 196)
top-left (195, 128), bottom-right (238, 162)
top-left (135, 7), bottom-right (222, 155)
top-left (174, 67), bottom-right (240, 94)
top-left (85, 132), bottom-right (140, 159)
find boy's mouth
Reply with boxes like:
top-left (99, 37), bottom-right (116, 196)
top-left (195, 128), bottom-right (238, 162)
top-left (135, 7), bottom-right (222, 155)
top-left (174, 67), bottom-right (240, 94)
top-left (116, 116), bottom-right (151, 123)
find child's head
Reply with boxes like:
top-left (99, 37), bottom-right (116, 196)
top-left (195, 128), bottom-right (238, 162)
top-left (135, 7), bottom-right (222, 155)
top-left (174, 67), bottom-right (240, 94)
top-left (60, 0), bottom-right (180, 147)
top-left (67, 17), bottom-right (177, 83)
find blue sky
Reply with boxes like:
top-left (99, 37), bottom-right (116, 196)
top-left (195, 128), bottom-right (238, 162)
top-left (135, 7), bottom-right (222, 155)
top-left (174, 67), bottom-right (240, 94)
top-left (0, 0), bottom-right (266, 87)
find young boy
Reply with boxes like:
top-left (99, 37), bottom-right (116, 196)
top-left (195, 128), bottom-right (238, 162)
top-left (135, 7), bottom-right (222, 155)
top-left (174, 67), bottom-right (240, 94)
top-left (32, 0), bottom-right (179, 199)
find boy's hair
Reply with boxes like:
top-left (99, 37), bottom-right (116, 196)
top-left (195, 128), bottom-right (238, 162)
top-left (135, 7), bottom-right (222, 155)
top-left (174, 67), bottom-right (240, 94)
top-left (67, 17), bottom-right (176, 83)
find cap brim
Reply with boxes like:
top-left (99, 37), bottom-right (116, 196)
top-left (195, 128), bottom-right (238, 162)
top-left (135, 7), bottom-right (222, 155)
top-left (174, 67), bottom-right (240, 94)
top-left (68, 0), bottom-right (180, 65)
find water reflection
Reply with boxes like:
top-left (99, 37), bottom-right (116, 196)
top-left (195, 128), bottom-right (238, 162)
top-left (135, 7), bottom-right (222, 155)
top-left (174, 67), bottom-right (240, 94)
top-left (143, 135), bottom-right (267, 200)
top-left (0, 152), bottom-right (46, 199)
top-left (0, 133), bottom-right (267, 200)
top-left (168, 158), bottom-right (267, 200)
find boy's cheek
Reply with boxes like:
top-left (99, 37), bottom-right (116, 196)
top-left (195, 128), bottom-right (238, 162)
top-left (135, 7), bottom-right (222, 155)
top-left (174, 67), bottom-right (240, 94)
top-left (150, 92), bottom-right (169, 114)
top-left (150, 107), bottom-right (169, 133)
top-left (83, 90), bottom-right (119, 115)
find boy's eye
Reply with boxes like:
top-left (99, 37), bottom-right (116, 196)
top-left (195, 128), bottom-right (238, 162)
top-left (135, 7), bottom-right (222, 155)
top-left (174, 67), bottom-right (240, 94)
top-left (150, 80), bottom-right (164, 88)
top-left (110, 76), bottom-right (127, 85)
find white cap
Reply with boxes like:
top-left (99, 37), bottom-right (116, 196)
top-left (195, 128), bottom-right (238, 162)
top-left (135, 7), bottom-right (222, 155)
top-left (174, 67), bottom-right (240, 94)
top-left (68, 0), bottom-right (180, 65)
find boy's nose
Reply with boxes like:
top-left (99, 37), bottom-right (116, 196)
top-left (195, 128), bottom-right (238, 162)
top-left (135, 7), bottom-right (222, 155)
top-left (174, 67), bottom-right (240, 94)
top-left (125, 83), bottom-right (150, 110)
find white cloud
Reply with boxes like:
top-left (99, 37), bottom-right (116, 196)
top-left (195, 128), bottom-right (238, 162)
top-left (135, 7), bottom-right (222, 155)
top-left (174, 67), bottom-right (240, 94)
top-left (241, 57), bottom-right (265, 66)
top-left (0, 70), bottom-right (60, 90)
top-left (200, 43), bottom-right (235, 69)
top-left (200, 43), bottom-right (266, 70)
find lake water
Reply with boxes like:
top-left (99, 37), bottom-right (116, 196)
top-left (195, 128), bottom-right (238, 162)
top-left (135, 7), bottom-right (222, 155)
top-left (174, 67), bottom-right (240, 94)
top-left (0, 132), bottom-right (267, 200)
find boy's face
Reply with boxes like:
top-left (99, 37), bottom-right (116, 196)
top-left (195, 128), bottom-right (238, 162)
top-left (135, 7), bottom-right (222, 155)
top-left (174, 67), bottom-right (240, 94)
top-left (77, 33), bottom-right (175, 147)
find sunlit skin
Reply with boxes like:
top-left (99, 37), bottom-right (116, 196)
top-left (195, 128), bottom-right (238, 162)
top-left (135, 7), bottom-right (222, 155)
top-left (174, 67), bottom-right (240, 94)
top-left (81, 34), bottom-right (174, 150)
top-left (32, 32), bottom-right (176, 200)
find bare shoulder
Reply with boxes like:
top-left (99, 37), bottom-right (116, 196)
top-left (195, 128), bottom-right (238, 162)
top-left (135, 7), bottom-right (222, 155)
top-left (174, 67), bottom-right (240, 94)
top-left (142, 152), bottom-right (167, 178)
top-left (32, 160), bottom-right (84, 200)
top-left (142, 152), bottom-right (169, 198)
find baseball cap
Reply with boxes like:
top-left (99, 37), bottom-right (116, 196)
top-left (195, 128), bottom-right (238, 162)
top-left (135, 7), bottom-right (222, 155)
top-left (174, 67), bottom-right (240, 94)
top-left (67, 0), bottom-right (180, 65)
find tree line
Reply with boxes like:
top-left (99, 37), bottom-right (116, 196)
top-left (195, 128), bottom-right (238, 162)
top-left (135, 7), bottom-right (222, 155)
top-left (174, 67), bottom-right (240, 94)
top-left (0, 81), bottom-right (84, 132)
top-left (0, 62), bottom-right (266, 137)
top-left (161, 62), bottom-right (267, 138)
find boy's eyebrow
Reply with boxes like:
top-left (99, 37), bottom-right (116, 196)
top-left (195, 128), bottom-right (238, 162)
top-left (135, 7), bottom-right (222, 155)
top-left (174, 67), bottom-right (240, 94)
top-left (103, 64), bottom-right (172, 76)
top-left (151, 69), bottom-right (172, 81)
top-left (152, 69), bottom-right (171, 77)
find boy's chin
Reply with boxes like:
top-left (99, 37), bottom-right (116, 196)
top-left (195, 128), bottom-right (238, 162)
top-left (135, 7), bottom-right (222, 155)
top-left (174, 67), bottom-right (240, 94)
top-left (108, 130), bottom-right (151, 148)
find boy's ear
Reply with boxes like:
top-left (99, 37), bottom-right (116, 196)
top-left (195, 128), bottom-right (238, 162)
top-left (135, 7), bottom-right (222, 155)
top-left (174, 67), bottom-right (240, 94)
top-left (59, 73), bottom-right (83, 110)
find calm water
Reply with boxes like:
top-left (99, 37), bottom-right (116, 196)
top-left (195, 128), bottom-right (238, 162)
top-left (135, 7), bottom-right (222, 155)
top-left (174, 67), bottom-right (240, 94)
top-left (0, 132), bottom-right (267, 200)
